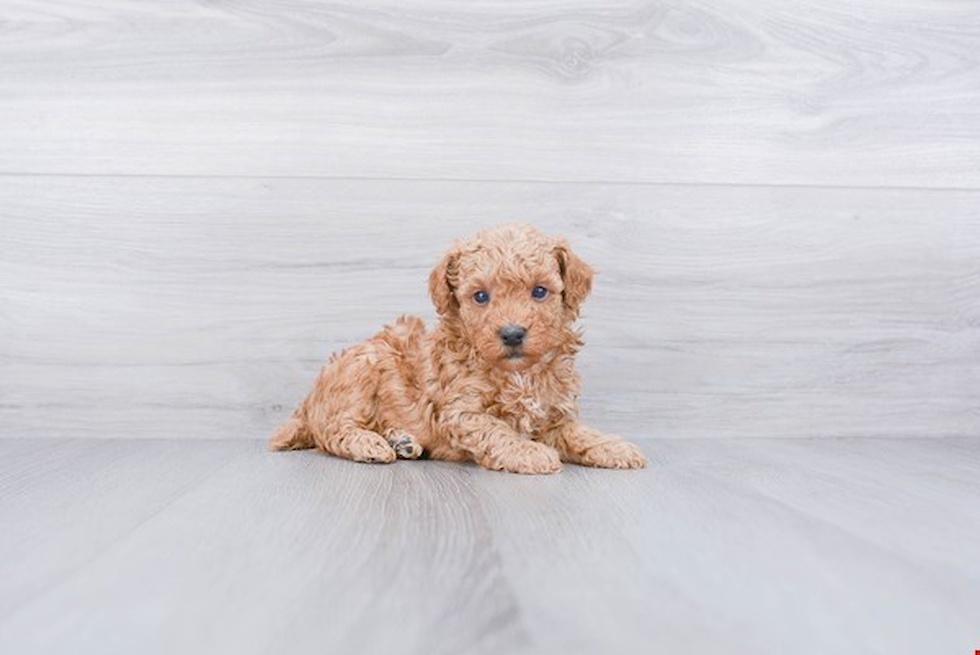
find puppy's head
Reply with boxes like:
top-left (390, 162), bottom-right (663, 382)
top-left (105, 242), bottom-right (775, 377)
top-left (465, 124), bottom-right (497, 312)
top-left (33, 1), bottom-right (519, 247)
top-left (429, 224), bottom-right (594, 370)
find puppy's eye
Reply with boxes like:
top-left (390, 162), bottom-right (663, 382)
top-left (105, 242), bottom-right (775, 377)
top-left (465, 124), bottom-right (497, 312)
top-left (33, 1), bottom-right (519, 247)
top-left (473, 290), bottom-right (490, 305)
top-left (531, 286), bottom-right (549, 300)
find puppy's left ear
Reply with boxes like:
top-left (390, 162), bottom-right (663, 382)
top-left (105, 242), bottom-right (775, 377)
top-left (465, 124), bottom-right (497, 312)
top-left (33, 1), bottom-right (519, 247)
top-left (428, 248), bottom-right (461, 316)
top-left (554, 238), bottom-right (594, 317)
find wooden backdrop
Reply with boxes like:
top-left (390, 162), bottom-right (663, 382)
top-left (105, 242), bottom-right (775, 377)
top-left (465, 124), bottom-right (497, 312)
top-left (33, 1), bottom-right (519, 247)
top-left (2, 0), bottom-right (978, 441)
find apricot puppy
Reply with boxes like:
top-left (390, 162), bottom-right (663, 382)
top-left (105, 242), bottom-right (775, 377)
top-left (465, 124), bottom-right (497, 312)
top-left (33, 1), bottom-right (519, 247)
top-left (270, 224), bottom-right (647, 474)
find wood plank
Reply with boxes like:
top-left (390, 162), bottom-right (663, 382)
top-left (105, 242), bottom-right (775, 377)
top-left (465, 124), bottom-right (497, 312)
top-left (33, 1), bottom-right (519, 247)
top-left (0, 439), bottom-right (246, 619)
top-left (0, 0), bottom-right (977, 186)
top-left (0, 440), bottom-right (530, 655)
top-left (2, 177), bottom-right (977, 440)
top-left (671, 438), bottom-right (980, 577)
top-left (479, 442), bottom-right (980, 654)
top-left (608, 439), bottom-right (980, 654)
top-left (0, 438), bottom-right (977, 654)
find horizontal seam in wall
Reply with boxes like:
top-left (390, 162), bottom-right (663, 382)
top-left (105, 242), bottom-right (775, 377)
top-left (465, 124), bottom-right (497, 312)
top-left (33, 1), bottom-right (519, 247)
top-left (0, 171), bottom-right (978, 194)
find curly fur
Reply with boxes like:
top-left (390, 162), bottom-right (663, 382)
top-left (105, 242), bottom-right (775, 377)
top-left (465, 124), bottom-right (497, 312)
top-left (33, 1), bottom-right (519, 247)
top-left (269, 224), bottom-right (647, 474)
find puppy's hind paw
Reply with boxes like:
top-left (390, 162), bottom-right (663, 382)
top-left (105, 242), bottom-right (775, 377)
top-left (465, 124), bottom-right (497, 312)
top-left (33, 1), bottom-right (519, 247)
top-left (341, 429), bottom-right (397, 464)
top-left (385, 430), bottom-right (424, 460)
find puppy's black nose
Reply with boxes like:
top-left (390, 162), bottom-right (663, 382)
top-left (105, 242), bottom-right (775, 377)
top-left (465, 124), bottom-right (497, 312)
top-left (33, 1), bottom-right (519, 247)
top-left (499, 324), bottom-right (527, 347)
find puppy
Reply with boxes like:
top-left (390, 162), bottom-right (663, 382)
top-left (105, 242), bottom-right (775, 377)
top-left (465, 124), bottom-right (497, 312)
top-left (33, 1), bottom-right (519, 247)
top-left (269, 224), bottom-right (647, 474)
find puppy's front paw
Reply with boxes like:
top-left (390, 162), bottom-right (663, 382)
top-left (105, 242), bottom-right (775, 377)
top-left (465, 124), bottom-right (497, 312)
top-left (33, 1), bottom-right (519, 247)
top-left (580, 439), bottom-right (647, 469)
top-left (484, 440), bottom-right (562, 475)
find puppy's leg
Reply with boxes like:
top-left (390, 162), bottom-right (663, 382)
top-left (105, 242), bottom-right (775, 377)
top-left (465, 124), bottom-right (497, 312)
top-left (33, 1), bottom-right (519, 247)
top-left (384, 429), bottom-right (424, 460)
top-left (545, 421), bottom-right (647, 469)
top-left (306, 411), bottom-right (397, 464)
top-left (320, 426), bottom-right (396, 463)
top-left (296, 345), bottom-right (396, 464)
top-left (447, 411), bottom-right (561, 474)
top-left (270, 408), bottom-right (394, 463)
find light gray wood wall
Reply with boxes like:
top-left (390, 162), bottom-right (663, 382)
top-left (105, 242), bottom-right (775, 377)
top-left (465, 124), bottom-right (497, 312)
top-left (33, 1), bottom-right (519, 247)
top-left (1, 0), bottom-right (978, 440)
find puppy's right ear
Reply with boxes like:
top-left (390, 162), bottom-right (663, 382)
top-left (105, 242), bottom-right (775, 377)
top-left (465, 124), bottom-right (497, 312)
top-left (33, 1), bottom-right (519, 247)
top-left (428, 249), bottom-right (460, 316)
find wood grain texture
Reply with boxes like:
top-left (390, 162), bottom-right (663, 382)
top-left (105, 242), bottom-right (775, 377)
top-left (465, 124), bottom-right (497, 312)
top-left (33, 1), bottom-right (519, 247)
top-left (0, 0), bottom-right (977, 186)
top-left (0, 439), bottom-right (246, 619)
top-left (0, 438), bottom-right (978, 655)
top-left (2, 176), bottom-right (977, 440)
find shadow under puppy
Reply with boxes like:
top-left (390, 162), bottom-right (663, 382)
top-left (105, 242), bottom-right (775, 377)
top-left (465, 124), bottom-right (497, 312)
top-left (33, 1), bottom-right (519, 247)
top-left (270, 224), bottom-right (646, 474)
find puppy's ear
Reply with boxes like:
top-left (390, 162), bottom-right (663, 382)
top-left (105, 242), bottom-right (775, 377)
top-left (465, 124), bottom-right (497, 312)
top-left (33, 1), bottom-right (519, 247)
top-left (554, 238), bottom-right (594, 316)
top-left (429, 248), bottom-right (460, 316)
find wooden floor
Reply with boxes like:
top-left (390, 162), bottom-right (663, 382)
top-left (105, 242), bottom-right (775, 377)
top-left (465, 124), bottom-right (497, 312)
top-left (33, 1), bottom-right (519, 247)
top-left (1, 437), bottom-right (978, 655)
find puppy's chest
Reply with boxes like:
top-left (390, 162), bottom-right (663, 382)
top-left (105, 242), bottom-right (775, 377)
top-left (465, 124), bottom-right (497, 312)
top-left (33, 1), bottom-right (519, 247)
top-left (489, 372), bottom-right (567, 436)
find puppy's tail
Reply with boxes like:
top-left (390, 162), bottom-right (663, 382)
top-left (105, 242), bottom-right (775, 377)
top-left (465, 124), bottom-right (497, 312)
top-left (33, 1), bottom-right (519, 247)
top-left (268, 412), bottom-right (315, 451)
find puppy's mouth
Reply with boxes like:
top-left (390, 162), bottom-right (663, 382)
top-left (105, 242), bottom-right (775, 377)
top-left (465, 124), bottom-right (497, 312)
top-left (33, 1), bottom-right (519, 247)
top-left (500, 347), bottom-right (532, 366)
top-left (501, 346), bottom-right (526, 360)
